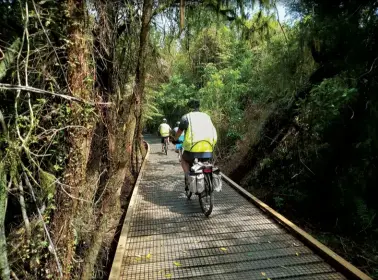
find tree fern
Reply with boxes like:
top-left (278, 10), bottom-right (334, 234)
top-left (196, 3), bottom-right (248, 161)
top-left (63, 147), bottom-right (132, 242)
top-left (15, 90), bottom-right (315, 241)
top-left (0, 38), bottom-right (21, 81)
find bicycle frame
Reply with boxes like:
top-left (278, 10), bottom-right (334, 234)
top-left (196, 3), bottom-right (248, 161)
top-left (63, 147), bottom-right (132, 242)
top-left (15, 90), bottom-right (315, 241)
top-left (164, 137), bottom-right (169, 155)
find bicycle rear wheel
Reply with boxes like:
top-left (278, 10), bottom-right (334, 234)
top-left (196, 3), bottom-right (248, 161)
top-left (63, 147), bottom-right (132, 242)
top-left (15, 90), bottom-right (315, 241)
top-left (199, 173), bottom-right (213, 217)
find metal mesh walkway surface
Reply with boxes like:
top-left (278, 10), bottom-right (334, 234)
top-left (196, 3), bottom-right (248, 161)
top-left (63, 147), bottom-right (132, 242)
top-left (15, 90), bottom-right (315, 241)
top-left (112, 135), bottom-right (355, 280)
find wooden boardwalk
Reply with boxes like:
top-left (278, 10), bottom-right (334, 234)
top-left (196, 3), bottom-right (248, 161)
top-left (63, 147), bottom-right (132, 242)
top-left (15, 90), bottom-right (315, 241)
top-left (109, 135), bottom-right (371, 280)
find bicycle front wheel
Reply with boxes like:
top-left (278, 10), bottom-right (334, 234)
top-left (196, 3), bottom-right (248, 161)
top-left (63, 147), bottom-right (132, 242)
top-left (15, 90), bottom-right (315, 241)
top-left (199, 174), bottom-right (214, 217)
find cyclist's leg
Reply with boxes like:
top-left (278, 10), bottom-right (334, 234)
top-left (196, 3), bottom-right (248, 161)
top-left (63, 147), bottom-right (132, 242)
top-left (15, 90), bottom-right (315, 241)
top-left (181, 151), bottom-right (192, 173)
top-left (164, 137), bottom-right (169, 148)
top-left (175, 143), bottom-right (181, 153)
top-left (181, 158), bottom-right (190, 173)
top-left (161, 137), bottom-right (165, 151)
top-left (181, 156), bottom-right (190, 191)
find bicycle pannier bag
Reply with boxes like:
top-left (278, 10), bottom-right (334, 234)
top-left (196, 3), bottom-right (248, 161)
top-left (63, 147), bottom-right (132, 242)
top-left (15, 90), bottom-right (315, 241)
top-left (212, 169), bottom-right (222, 192)
top-left (188, 172), bottom-right (205, 194)
top-left (196, 173), bottom-right (205, 194)
top-left (187, 174), bottom-right (196, 193)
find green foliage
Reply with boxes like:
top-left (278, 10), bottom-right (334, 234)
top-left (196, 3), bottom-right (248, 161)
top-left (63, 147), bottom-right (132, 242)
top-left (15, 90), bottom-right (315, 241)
top-left (0, 38), bottom-right (21, 80)
top-left (39, 170), bottom-right (56, 198)
top-left (149, 13), bottom-right (312, 152)
top-left (300, 77), bottom-right (358, 134)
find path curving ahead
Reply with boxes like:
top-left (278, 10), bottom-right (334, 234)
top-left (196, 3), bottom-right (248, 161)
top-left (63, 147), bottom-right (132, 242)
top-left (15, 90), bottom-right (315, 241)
top-left (110, 135), bottom-right (367, 280)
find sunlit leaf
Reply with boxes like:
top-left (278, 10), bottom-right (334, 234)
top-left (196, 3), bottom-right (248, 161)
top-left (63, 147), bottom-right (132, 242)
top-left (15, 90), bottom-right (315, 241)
top-left (173, 261), bottom-right (182, 267)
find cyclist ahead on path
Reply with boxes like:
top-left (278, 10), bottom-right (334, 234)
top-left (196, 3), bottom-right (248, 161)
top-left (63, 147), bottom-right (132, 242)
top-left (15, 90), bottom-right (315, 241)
top-left (158, 118), bottom-right (171, 152)
top-left (173, 121), bottom-right (180, 134)
top-left (173, 121), bottom-right (185, 154)
top-left (174, 99), bottom-right (217, 175)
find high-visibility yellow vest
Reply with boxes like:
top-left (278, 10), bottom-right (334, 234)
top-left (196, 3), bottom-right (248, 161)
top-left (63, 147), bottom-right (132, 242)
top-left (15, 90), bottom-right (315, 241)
top-left (159, 123), bottom-right (170, 137)
top-left (183, 112), bottom-right (217, 153)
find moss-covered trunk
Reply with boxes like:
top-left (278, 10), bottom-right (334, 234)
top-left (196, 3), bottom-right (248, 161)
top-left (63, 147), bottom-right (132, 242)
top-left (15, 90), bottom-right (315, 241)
top-left (50, 0), bottom-right (94, 278)
top-left (131, 0), bottom-right (153, 171)
top-left (78, 0), bottom-right (152, 277)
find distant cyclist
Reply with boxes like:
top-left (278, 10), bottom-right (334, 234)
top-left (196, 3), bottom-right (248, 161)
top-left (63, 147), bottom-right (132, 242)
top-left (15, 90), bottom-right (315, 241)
top-left (173, 121), bottom-right (180, 134)
top-left (173, 121), bottom-right (185, 159)
top-left (174, 100), bottom-right (217, 177)
top-left (158, 118), bottom-right (171, 152)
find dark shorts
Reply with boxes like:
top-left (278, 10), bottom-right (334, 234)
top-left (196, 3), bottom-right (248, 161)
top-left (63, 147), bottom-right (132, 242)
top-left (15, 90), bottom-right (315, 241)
top-left (161, 136), bottom-right (169, 144)
top-left (182, 151), bottom-right (213, 163)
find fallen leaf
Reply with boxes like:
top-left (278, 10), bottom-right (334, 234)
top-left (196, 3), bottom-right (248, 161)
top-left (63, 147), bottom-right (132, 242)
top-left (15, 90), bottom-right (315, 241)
top-left (165, 273), bottom-right (172, 278)
top-left (261, 272), bottom-right (266, 276)
top-left (134, 257), bottom-right (142, 261)
top-left (296, 252), bottom-right (300, 256)
top-left (293, 242), bottom-right (299, 247)
top-left (146, 253), bottom-right (152, 259)
top-left (220, 247), bottom-right (228, 251)
top-left (247, 252), bottom-right (253, 256)
top-left (173, 261), bottom-right (182, 267)
top-left (268, 241), bottom-right (271, 244)
top-left (267, 278), bottom-right (271, 280)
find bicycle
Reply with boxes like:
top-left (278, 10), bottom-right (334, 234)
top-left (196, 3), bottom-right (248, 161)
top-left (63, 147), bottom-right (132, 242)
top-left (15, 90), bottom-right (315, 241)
top-left (163, 137), bottom-right (169, 155)
top-left (185, 159), bottom-right (221, 217)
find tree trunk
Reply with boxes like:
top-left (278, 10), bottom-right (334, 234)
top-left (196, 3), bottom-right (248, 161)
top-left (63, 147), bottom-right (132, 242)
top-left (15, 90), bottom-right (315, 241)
top-left (180, 0), bottom-right (185, 33)
top-left (50, 0), bottom-right (94, 278)
top-left (131, 0), bottom-right (153, 170)
top-left (78, 0), bottom-right (153, 276)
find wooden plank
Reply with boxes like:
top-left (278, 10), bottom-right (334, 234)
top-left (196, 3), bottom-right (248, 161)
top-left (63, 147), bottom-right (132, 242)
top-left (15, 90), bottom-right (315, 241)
top-left (221, 172), bottom-right (372, 280)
